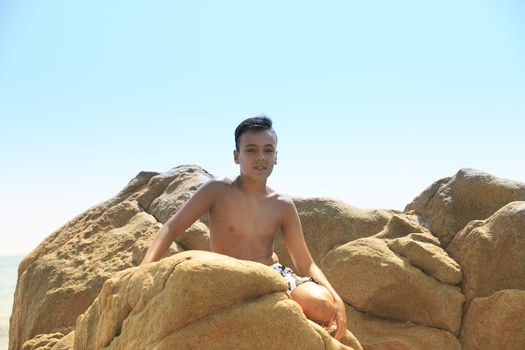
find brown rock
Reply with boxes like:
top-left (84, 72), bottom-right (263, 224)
top-left (374, 213), bottom-right (433, 241)
top-left (320, 237), bottom-right (464, 334)
top-left (50, 332), bottom-right (74, 350)
top-left (9, 165), bottom-right (210, 350)
top-left (345, 304), bottom-right (460, 350)
top-left (275, 198), bottom-right (395, 267)
top-left (387, 236), bottom-right (462, 285)
top-left (461, 290), bottom-right (525, 350)
top-left (145, 165), bottom-right (213, 223)
top-left (405, 168), bottom-right (525, 246)
top-left (447, 201), bottom-right (525, 303)
top-left (17, 166), bottom-right (525, 349)
top-left (21, 333), bottom-right (65, 350)
top-left (73, 250), bottom-right (355, 350)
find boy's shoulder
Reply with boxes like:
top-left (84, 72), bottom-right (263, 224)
top-left (205, 176), bottom-right (235, 188)
top-left (200, 176), bottom-right (241, 196)
top-left (265, 187), bottom-right (297, 210)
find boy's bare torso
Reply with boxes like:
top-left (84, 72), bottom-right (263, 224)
top-left (207, 177), bottom-right (284, 265)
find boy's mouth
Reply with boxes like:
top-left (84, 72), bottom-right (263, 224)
top-left (254, 166), bottom-right (267, 171)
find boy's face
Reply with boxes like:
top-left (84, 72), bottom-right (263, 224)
top-left (234, 129), bottom-right (278, 179)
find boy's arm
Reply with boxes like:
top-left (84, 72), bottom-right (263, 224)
top-left (140, 179), bottom-right (220, 265)
top-left (280, 197), bottom-right (348, 340)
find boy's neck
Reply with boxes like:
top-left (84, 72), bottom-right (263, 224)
top-left (235, 175), bottom-right (268, 197)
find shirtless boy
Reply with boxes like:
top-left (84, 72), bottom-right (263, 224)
top-left (141, 116), bottom-right (349, 344)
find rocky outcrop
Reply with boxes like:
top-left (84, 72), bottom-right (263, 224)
top-left (9, 166), bottom-right (211, 350)
top-left (345, 304), bottom-right (461, 350)
top-left (274, 198), bottom-right (394, 268)
top-left (460, 290), bottom-right (525, 350)
top-left (74, 250), bottom-right (361, 350)
top-left (9, 166), bottom-right (525, 349)
top-left (320, 237), bottom-right (464, 334)
top-left (447, 201), bottom-right (525, 304)
top-left (387, 235), bottom-right (462, 285)
top-left (405, 168), bottom-right (525, 246)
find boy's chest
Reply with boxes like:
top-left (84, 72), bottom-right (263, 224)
top-left (211, 196), bottom-right (281, 237)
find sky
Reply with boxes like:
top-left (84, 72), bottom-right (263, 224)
top-left (1, 0), bottom-right (524, 256)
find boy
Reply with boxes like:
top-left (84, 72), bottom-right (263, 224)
top-left (141, 116), bottom-right (349, 343)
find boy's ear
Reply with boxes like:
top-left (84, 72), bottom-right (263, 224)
top-left (274, 151), bottom-right (278, 164)
top-left (234, 150), bottom-right (240, 164)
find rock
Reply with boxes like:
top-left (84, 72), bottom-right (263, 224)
top-left (320, 237), bottom-right (464, 334)
top-left (10, 165), bottom-right (525, 349)
top-left (275, 198), bottom-right (395, 267)
top-left (345, 304), bottom-right (461, 350)
top-left (174, 220), bottom-right (211, 251)
top-left (9, 165), bottom-right (210, 350)
top-left (447, 201), bottom-right (525, 303)
top-left (387, 236), bottom-right (462, 285)
top-left (461, 290), bottom-right (525, 350)
top-left (74, 250), bottom-right (353, 350)
top-left (50, 332), bottom-right (74, 350)
top-left (21, 333), bottom-right (65, 350)
top-left (374, 213), bottom-right (433, 241)
top-left (20, 331), bottom-right (74, 350)
top-left (405, 168), bottom-right (525, 246)
top-left (145, 165), bottom-right (213, 223)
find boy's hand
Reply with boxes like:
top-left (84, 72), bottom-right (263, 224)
top-left (331, 297), bottom-right (347, 339)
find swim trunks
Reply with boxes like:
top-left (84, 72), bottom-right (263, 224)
top-left (271, 263), bottom-right (317, 292)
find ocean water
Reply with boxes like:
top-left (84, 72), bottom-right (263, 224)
top-left (0, 256), bottom-right (23, 350)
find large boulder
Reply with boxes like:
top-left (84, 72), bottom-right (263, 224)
top-left (461, 290), bottom-right (525, 350)
top-left (9, 165), bottom-right (211, 350)
top-left (345, 304), bottom-right (461, 350)
top-left (74, 250), bottom-right (359, 350)
top-left (320, 237), bottom-right (464, 334)
top-left (405, 168), bottom-right (525, 246)
top-left (274, 198), bottom-right (395, 267)
top-left (447, 201), bottom-right (525, 303)
top-left (387, 235), bottom-right (462, 285)
top-left (10, 165), bottom-right (525, 349)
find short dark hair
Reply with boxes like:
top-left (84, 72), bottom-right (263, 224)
top-left (234, 115), bottom-right (277, 150)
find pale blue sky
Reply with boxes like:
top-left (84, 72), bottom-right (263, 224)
top-left (1, 1), bottom-right (524, 256)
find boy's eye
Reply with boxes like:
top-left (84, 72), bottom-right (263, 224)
top-left (265, 149), bottom-right (275, 153)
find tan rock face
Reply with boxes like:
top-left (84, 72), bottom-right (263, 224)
top-left (447, 201), bottom-right (525, 303)
top-left (21, 333), bottom-right (65, 350)
top-left (73, 250), bottom-right (346, 350)
top-left (274, 198), bottom-right (394, 267)
top-left (461, 290), bottom-right (525, 350)
top-left (345, 304), bottom-right (461, 350)
top-left (11, 165), bottom-right (525, 349)
top-left (320, 237), bottom-right (464, 334)
top-left (9, 165), bottom-right (210, 350)
top-left (405, 168), bottom-right (525, 246)
top-left (387, 236), bottom-right (462, 285)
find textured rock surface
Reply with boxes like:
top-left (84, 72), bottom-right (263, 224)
top-left (345, 304), bottom-right (461, 350)
top-left (10, 166), bottom-right (525, 349)
top-left (447, 201), bottom-right (525, 303)
top-left (405, 168), bottom-right (525, 246)
top-left (21, 333), bottom-right (65, 350)
top-left (74, 250), bottom-right (356, 350)
top-left (387, 236), bottom-right (462, 285)
top-left (461, 290), bottom-right (525, 350)
top-left (320, 237), bottom-right (464, 334)
top-left (9, 165), bottom-right (211, 350)
top-left (274, 198), bottom-right (395, 267)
